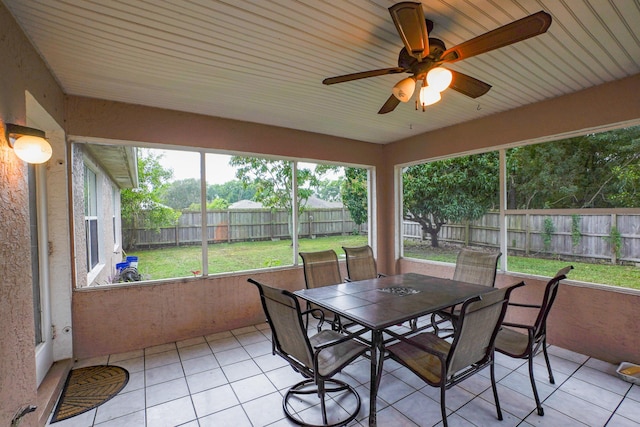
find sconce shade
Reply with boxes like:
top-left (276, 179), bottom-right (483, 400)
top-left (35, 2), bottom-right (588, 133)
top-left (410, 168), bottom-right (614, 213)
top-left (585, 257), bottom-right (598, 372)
top-left (426, 67), bottom-right (453, 92)
top-left (13, 135), bottom-right (53, 164)
top-left (419, 85), bottom-right (441, 106)
top-left (392, 77), bottom-right (416, 102)
top-left (5, 123), bottom-right (52, 164)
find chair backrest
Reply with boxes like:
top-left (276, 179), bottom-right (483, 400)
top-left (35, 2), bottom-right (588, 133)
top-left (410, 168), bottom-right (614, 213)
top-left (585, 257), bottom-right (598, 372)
top-left (247, 278), bottom-right (313, 368)
top-left (532, 265), bottom-right (573, 340)
top-left (343, 245), bottom-right (378, 281)
top-left (453, 249), bottom-right (502, 287)
top-left (448, 282), bottom-right (524, 374)
top-left (300, 250), bottom-right (342, 289)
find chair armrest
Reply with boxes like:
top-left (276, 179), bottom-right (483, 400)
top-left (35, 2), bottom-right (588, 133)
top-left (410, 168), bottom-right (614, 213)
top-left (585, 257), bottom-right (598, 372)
top-left (508, 302), bottom-right (541, 309)
top-left (312, 326), bottom-right (370, 350)
top-left (501, 322), bottom-right (535, 332)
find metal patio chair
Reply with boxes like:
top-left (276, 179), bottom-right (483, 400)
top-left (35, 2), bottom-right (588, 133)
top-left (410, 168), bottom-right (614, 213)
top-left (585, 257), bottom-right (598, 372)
top-left (385, 281), bottom-right (525, 427)
top-left (494, 265), bottom-right (573, 416)
top-left (248, 278), bottom-right (368, 427)
top-left (342, 245), bottom-right (385, 281)
top-left (431, 248), bottom-right (502, 335)
top-left (300, 250), bottom-right (348, 331)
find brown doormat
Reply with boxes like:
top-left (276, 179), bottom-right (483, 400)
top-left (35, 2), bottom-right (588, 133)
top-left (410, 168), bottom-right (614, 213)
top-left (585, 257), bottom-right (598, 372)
top-left (50, 365), bottom-right (129, 423)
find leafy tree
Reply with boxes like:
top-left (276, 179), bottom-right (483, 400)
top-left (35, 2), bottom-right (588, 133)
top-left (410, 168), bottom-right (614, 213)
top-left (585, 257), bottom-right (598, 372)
top-left (121, 149), bottom-right (181, 249)
top-left (403, 153), bottom-right (499, 247)
top-left (229, 157), bottom-right (329, 235)
top-left (507, 126), bottom-right (640, 208)
top-left (188, 197), bottom-right (230, 211)
top-left (609, 160), bottom-right (640, 207)
top-left (162, 178), bottom-right (201, 209)
top-left (316, 178), bottom-right (344, 202)
top-left (341, 168), bottom-right (368, 231)
top-left (207, 180), bottom-right (256, 203)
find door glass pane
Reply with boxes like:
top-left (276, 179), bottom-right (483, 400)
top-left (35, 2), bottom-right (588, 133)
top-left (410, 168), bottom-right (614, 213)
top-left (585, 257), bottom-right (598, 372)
top-left (29, 165), bottom-right (42, 344)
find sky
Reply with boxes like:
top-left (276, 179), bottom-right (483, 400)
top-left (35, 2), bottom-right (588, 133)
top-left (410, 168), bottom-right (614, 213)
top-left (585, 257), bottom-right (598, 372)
top-left (155, 149), bottom-right (343, 185)
top-left (155, 150), bottom-right (236, 184)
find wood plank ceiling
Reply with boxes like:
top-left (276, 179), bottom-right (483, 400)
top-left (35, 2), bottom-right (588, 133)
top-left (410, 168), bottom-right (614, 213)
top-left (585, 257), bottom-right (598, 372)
top-left (4, 0), bottom-right (640, 144)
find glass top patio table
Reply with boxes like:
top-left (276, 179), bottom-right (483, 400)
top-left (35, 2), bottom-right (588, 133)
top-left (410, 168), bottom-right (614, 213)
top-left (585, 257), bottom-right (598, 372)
top-left (294, 272), bottom-right (496, 426)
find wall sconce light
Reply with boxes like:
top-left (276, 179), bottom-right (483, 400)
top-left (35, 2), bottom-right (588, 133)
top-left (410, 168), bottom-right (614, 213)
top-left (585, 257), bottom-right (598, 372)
top-left (5, 123), bottom-right (52, 164)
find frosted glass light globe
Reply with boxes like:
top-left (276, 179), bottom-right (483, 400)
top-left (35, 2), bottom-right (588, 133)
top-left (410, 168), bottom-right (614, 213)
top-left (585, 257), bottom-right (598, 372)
top-left (12, 135), bottom-right (52, 164)
top-left (426, 68), bottom-right (453, 92)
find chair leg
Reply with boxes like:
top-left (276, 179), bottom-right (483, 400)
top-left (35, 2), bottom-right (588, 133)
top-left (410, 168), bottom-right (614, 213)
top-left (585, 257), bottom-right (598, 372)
top-left (527, 355), bottom-right (544, 416)
top-left (318, 379), bottom-right (328, 425)
top-left (440, 384), bottom-right (448, 427)
top-left (542, 337), bottom-right (555, 384)
top-left (490, 361), bottom-right (503, 421)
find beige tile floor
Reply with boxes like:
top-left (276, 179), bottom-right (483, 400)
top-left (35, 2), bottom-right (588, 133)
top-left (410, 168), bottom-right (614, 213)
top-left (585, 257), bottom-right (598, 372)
top-left (47, 320), bottom-right (640, 427)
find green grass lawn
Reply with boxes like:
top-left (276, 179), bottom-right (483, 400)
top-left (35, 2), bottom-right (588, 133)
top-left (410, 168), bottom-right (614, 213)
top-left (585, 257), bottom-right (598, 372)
top-left (131, 235), bottom-right (369, 280)
top-left (404, 242), bottom-right (640, 289)
top-left (127, 235), bottom-right (638, 289)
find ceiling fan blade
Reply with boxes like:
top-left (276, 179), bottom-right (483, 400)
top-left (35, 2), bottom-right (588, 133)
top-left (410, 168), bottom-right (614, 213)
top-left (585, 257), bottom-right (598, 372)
top-left (441, 11), bottom-right (552, 63)
top-left (449, 70), bottom-right (491, 98)
top-left (378, 95), bottom-right (401, 114)
top-left (323, 67), bottom-right (405, 85)
top-left (389, 2), bottom-right (429, 61)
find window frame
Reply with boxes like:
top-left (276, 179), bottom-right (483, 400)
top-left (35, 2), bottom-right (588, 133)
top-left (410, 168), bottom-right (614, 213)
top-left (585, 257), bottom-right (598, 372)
top-left (84, 164), bottom-right (101, 275)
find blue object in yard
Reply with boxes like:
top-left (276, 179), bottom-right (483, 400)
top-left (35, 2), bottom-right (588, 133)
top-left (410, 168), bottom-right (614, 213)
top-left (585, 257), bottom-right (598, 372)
top-left (126, 256), bottom-right (138, 267)
top-left (116, 262), bottom-right (129, 271)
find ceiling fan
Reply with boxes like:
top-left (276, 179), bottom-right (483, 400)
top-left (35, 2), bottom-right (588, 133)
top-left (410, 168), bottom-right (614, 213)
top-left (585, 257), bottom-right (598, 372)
top-left (322, 2), bottom-right (552, 114)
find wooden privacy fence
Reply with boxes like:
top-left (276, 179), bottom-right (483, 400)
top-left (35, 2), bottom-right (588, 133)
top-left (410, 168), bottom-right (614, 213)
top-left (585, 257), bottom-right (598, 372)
top-left (403, 211), bottom-right (640, 264)
top-left (127, 208), bottom-right (364, 248)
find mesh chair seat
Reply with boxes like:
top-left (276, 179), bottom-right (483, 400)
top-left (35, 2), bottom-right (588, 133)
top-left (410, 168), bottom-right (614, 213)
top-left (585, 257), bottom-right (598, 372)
top-left (310, 330), bottom-right (369, 377)
top-left (493, 326), bottom-right (531, 356)
top-left (385, 332), bottom-right (450, 384)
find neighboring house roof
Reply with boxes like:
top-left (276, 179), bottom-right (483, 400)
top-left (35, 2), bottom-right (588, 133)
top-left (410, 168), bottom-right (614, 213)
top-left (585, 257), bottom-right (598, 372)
top-left (229, 197), bottom-right (343, 210)
top-left (304, 196), bottom-right (343, 209)
top-left (229, 200), bottom-right (264, 209)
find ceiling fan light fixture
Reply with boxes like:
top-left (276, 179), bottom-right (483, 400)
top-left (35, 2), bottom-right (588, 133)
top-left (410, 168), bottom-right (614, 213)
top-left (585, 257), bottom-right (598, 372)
top-left (419, 85), bottom-right (441, 107)
top-left (426, 67), bottom-right (453, 92)
top-left (392, 76), bottom-right (416, 102)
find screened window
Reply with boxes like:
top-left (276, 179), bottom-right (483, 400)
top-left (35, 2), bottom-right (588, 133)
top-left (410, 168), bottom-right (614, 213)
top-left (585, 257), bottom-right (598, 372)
top-left (296, 162), bottom-right (369, 262)
top-left (82, 145), bottom-right (374, 284)
top-left (401, 125), bottom-right (640, 290)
